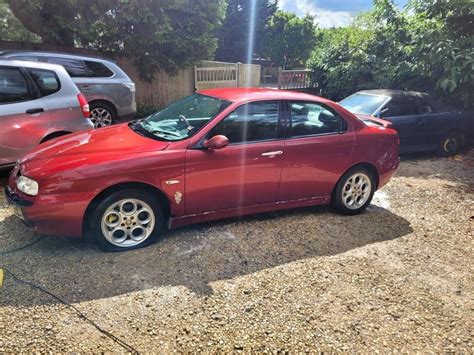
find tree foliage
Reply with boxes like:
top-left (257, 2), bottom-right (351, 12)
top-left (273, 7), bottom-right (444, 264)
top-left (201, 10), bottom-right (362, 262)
top-left (215, 0), bottom-right (277, 63)
top-left (309, 0), bottom-right (474, 107)
top-left (6, 0), bottom-right (227, 79)
top-left (263, 11), bottom-right (317, 69)
top-left (0, 0), bottom-right (40, 43)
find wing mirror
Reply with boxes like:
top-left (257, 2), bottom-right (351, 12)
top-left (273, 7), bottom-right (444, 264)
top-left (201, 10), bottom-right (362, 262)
top-left (203, 135), bottom-right (229, 150)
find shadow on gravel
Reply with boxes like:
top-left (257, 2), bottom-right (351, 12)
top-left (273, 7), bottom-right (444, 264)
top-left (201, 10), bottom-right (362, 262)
top-left (0, 203), bottom-right (413, 307)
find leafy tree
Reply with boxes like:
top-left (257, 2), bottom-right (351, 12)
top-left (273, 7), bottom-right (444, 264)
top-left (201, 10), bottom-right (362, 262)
top-left (309, 0), bottom-right (473, 107)
top-left (215, 0), bottom-right (277, 62)
top-left (308, 25), bottom-right (375, 100)
top-left (407, 0), bottom-right (474, 106)
top-left (263, 11), bottom-right (317, 69)
top-left (0, 0), bottom-right (40, 42)
top-left (7, 0), bottom-right (227, 79)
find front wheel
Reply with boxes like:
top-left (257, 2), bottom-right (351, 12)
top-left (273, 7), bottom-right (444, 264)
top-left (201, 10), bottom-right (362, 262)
top-left (89, 189), bottom-right (165, 252)
top-left (332, 167), bottom-right (376, 215)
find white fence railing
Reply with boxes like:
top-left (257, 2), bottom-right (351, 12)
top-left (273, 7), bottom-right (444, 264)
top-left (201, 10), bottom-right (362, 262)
top-left (194, 61), bottom-right (261, 90)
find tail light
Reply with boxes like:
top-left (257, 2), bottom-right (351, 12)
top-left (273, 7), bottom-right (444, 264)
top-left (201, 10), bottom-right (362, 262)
top-left (77, 93), bottom-right (90, 118)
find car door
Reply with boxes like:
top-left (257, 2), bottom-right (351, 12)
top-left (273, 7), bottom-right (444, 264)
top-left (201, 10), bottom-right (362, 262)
top-left (185, 101), bottom-right (284, 215)
top-left (0, 65), bottom-right (51, 166)
top-left (278, 101), bottom-right (355, 201)
top-left (416, 97), bottom-right (464, 149)
top-left (378, 96), bottom-right (425, 151)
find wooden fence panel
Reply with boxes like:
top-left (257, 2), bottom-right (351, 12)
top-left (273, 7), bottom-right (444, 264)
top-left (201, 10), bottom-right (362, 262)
top-left (278, 69), bottom-right (317, 90)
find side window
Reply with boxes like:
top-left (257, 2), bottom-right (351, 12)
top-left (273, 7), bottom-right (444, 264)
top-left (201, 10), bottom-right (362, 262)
top-left (85, 61), bottom-right (114, 78)
top-left (0, 67), bottom-right (32, 104)
top-left (210, 101), bottom-right (280, 144)
top-left (382, 97), bottom-right (420, 117)
top-left (46, 57), bottom-right (87, 77)
top-left (26, 68), bottom-right (61, 96)
top-left (289, 101), bottom-right (347, 137)
top-left (418, 98), bottom-right (435, 114)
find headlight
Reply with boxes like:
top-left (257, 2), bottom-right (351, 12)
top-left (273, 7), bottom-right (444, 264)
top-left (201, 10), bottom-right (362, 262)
top-left (17, 176), bottom-right (39, 196)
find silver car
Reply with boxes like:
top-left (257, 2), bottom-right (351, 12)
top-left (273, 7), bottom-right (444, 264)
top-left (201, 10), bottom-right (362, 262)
top-left (0, 59), bottom-right (94, 167)
top-left (1, 51), bottom-right (137, 128)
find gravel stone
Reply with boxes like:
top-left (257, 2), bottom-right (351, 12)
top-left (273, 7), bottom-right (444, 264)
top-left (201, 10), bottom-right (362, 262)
top-left (0, 150), bottom-right (473, 352)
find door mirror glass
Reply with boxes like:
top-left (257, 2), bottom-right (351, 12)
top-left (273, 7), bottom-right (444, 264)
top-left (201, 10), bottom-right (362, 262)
top-left (203, 135), bottom-right (229, 150)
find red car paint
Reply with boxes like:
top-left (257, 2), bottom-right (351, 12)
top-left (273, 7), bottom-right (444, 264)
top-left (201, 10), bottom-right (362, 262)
top-left (6, 88), bottom-right (399, 238)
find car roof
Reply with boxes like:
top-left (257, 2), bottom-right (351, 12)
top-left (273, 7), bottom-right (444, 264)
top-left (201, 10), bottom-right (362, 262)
top-left (198, 87), bottom-right (329, 104)
top-left (357, 89), bottom-right (430, 98)
top-left (0, 58), bottom-right (67, 71)
top-left (0, 50), bottom-right (115, 64)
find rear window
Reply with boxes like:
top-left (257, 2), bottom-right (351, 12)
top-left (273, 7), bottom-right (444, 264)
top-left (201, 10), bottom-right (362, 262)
top-left (26, 68), bottom-right (61, 96)
top-left (47, 57), bottom-right (87, 77)
top-left (340, 93), bottom-right (388, 115)
top-left (85, 61), bottom-right (114, 77)
top-left (0, 67), bottom-right (32, 104)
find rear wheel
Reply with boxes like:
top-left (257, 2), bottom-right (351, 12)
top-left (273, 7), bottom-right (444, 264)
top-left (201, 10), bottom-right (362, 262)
top-left (437, 132), bottom-right (462, 157)
top-left (89, 102), bottom-right (116, 128)
top-left (332, 167), bottom-right (376, 215)
top-left (89, 189), bottom-right (165, 252)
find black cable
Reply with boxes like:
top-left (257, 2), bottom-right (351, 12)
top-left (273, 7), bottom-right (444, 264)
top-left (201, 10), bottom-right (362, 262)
top-left (1, 267), bottom-right (139, 354)
top-left (0, 235), bottom-right (43, 255)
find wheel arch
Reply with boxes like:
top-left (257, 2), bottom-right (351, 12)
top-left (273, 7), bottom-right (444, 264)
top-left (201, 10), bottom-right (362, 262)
top-left (332, 162), bottom-right (380, 198)
top-left (82, 181), bottom-right (171, 239)
top-left (88, 99), bottom-right (118, 117)
top-left (40, 131), bottom-right (72, 144)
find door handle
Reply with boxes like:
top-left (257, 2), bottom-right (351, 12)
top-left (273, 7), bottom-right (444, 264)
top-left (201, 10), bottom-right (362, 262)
top-left (26, 108), bottom-right (44, 115)
top-left (81, 85), bottom-right (93, 91)
top-left (261, 150), bottom-right (283, 158)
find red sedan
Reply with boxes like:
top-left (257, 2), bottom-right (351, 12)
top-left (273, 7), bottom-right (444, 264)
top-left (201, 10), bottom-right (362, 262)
top-left (5, 88), bottom-right (399, 251)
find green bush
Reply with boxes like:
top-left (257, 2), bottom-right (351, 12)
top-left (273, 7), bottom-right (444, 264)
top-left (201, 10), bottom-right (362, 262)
top-left (135, 104), bottom-right (162, 120)
top-left (308, 0), bottom-right (474, 107)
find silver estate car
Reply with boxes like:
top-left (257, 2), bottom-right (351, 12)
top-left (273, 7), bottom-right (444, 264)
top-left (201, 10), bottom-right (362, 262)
top-left (1, 51), bottom-right (137, 128)
top-left (0, 59), bottom-right (93, 167)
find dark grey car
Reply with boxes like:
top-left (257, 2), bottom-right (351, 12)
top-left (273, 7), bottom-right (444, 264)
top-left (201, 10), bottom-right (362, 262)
top-left (1, 51), bottom-right (136, 128)
top-left (340, 90), bottom-right (473, 156)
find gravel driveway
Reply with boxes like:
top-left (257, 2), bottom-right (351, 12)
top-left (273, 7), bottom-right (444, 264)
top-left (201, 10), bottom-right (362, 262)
top-left (0, 151), bottom-right (473, 352)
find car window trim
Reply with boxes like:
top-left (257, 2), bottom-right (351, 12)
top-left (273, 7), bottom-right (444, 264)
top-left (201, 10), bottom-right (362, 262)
top-left (283, 100), bottom-right (349, 140)
top-left (202, 99), bottom-right (285, 146)
top-left (0, 65), bottom-right (39, 105)
top-left (24, 67), bottom-right (62, 98)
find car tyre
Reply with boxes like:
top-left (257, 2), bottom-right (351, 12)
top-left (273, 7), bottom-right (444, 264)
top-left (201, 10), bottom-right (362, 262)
top-left (332, 166), bottom-right (376, 215)
top-left (437, 131), bottom-right (463, 157)
top-left (89, 102), bottom-right (116, 128)
top-left (89, 189), bottom-right (165, 252)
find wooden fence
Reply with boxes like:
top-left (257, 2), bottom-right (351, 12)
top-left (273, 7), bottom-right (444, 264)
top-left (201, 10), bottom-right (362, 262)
top-left (278, 69), bottom-right (317, 90)
top-left (194, 61), bottom-right (261, 91)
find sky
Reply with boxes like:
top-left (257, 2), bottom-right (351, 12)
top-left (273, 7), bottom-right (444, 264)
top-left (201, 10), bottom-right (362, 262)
top-left (279, 0), bottom-right (409, 28)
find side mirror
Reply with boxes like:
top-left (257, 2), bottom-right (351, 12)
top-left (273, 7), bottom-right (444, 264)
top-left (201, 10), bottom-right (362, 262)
top-left (203, 135), bottom-right (229, 150)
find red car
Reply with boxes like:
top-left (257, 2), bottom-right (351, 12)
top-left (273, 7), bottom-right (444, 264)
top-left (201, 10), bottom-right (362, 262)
top-left (5, 88), bottom-right (399, 251)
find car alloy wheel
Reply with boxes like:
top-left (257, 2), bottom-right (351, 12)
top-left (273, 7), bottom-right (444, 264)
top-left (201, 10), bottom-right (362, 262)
top-left (90, 107), bottom-right (113, 128)
top-left (442, 137), bottom-right (458, 155)
top-left (341, 173), bottom-right (372, 210)
top-left (101, 198), bottom-right (156, 248)
top-left (332, 166), bottom-right (376, 215)
top-left (438, 132), bottom-right (462, 157)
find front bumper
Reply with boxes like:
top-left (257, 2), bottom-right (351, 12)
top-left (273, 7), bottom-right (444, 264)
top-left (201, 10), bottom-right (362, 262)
top-left (4, 186), bottom-right (35, 229)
